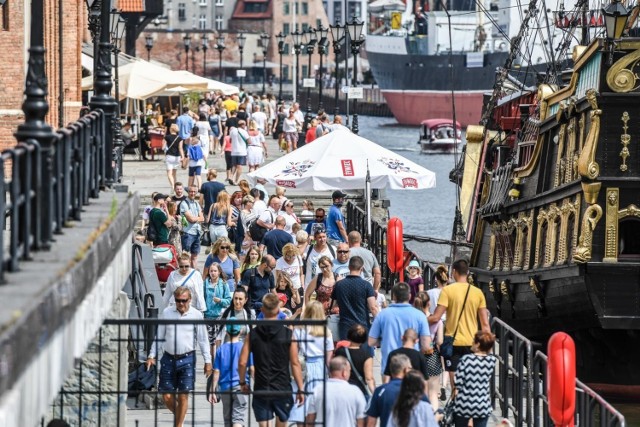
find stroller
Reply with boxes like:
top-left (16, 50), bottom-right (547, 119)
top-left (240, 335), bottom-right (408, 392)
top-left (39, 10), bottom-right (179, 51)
top-left (152, 244), bottom-right (178, 289)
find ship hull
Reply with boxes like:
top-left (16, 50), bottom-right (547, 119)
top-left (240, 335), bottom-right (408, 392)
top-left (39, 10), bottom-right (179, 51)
top-left (383, 90), bottom-right (485, 126)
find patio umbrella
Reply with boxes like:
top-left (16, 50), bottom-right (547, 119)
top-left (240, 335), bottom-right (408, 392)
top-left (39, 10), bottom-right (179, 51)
top-left (248, 129), bottom-right (436, 238)
top-left (368, 0), bottom-right (406, 13)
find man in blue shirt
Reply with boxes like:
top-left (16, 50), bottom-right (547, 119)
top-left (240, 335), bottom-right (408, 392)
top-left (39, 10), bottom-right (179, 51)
top-left (176, 106), bottom-right (194, 140)
top-left (326, 190), bottom-right (348, 245)
top-left (368, 282), bottom-right (431, 373)
top-left (260, 216), bottom-right (294, 259)
top-left (366, 354), bottom-right (420, 427)
top-left (305, 208), bottom-right (327, 236)
top-left (240, 255), bottom-right (276, 310)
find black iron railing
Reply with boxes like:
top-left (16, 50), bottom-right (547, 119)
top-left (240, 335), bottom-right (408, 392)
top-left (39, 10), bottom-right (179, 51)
top-left (493, 318), bottom-right (626, 426)
top-left (0, 110), bottom-right (107, 282)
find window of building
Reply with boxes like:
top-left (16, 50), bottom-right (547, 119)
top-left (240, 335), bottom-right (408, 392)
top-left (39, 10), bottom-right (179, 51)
top-left (2, 0), bottom-right (8, 31)
top-left (244, 2), bottom-right (267, 13)
top-left (284, 1), bottom-right (290, 15)
top-left (283, 23), bottom-right (290, 35)
top-left (323, 1), bottom-right (328, 15)
top-left (192, 14), bottom-right (197, 28)
top-left (302, 65), bottom-right (308, 77)
top-left (199, 0), bottom-right (207, 5)
top-left (302, 23), bottom-right (309, 32)
top-left (178, 3), bottom-right (186, 21)
top-left (333, 3), bottom-right (342, 24)
top-left (301, 2), bottom-right (308, 15)
top-left (215, 14), bottom-right (224, 30)
top-left (347, 1), bottom-right (361, 21)
top-left (215, 0), bottom-right (224, 5)
top-left (283, 65), bottom-right (289, 82)
top-left (283, 43), bottom-right (290, 54)
top-left (199, 14), bottom-right (207, 29)
top-left (316, 19), bottom-right (321, 29)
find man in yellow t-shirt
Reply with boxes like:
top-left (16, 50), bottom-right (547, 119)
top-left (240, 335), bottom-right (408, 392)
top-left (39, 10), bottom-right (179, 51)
top-left (428, 259), bottom-right (490, 387)
top-left (222, 96), bottom-right (238, 114)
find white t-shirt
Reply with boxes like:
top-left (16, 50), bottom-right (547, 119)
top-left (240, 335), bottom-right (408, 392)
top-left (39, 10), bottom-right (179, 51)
top-left (275, 255), bottom-right (304, 290)
top-left (283, 117), bottom-right (297, 133)
top-left (163, 269), bottom-right (206, 312)
top-left (304, 245), bottom-right (336, 287)
top-left (253, 199), bottom-right (267, 217)
top-left (294, 329), bottom-right (334, 357)
top-left (230, 127), bottom-right (249, 156)
top-left (258, 208), bottom-right (276, 226)
top-left (252, 111), bottom-right (268, 131)
top-left (308, 379), bottom-right (366, 426)
top-left (281, 211), bottom-right (299, 237)
top-left (427, 287), bottom-right (445, 320)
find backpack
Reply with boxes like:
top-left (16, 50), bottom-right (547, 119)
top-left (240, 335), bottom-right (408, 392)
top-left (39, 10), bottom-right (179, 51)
top-left (187, 143), bottom-right (204, 161)
top-left (303, 244), bottom-right (337, 276)
top-left (146, 209), bottom-right (159, 243)
top-left (249, 211), bottom-right (273, 242)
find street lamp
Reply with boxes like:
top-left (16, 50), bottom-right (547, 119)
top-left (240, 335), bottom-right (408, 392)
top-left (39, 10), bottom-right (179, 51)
top-left (237, 32), bottom-right (246, 90)
top-left (276, 32), bottom-right (287, 103)
top-left (216, 34), bottom-right (226, 81)
top-left (291, 30), bottom-right (303, 102)
top-left (183, 34), bottom-right (192, 70)
top-left (144, 34), bottom-right (154, 61)
top-left (260, 32), bottom-right (270, 94)
top-left (329, 23), bottom-right (345, 116)
top-left (346, 18), bottom-right (365, 135)
top-left (202, 35), bottom-right (209, 77)
top-left (110, 11), bottom-right (127, 167)
top-left (603, 0), bottom-right (630, 40)
top-left (302, 28), bottom-right (317, 129)
top-left (316, 24), bottom-right (329, 111)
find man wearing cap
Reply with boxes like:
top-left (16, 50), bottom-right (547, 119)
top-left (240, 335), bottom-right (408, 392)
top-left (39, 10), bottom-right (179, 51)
top-left (327, 190), bottom-right (348, 246)
top-left (146, 287), bottom-right (212, 427)
top-left (148, 193), bottom-right (175, 246)
top-left (208, 318), bottom-right (254, 427)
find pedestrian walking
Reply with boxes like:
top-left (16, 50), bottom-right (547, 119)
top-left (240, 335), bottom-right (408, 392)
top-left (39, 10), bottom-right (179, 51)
top-left (387, 370), bottom-right (439, 427)
top-left (382, 328), bottom-right (430, 382)
top-left (334, 324), bottom-right (376, 398)
top-left (179, 186), bottom-right (204, 268)
top-left (347, 231), bottom-right (382, 291)
top-left (164, 253), bottom-right (206, 312)
top-left (326, 190), bottom-right (348, 245)
top-left (365, 353), bottom-right (413, 427)
top-left (414, 291), bottom-right (444, 410)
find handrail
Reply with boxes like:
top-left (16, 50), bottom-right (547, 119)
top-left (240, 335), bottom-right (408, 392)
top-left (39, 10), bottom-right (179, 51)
top-left (0, 110), bottom-right (107, 283)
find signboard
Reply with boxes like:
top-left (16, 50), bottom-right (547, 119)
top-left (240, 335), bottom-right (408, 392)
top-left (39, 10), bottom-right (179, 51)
top-left (391, 12), bottom-right (402, 30)
top-left (341, 85), bottom-right (350, 94)
top-left (348, 87), bottom-right (364, 99)
top-left (466, 52), bottom-right (484, 68)
top-left (236, 69), bottom-right (246, 77)
top-left (303, 78), bottom-right (316, 88)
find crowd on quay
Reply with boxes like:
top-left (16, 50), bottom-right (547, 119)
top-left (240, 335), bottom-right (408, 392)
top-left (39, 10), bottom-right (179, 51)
top-left (140, 90), bottom-right (500, 427)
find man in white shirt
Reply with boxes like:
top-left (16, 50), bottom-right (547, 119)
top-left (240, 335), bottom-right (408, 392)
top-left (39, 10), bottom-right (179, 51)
top-left (146, 287), bottom-right (212, 427)
top-left (256, 195), bottom-right (281, 231)
top-left (292, 102), bottom-right (304, 124)
top-left (229, 120), bottom-right (250, 185)
top-left (306, 356), bottom-right (367, 427)
top-left (251, 104), bottom-right (268, 133)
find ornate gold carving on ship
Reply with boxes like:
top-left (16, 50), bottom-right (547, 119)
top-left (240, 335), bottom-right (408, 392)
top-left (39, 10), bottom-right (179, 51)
top-left (619, 204), bottom-right (640, 219)
top-left (557, 197), bottom-right (580, 265)
top-left (606, 48), bottom-right (640, 93)
top-left (534, 208), bottom-right (548, 268)
top-left (577, 89), bottom-right (601, 180)
top-left (581, 182), bottom-right (602, 205)
top-left (620, 112), bottom-right (631, 172)
top-left (488, 222), bottom-right (497, 270)
top-left (564, 118), bottom-right (577, 184)
top-left (573, 204), bottom-right (603, 263)
top-left (554, 124), bottom-right (567, 187)
top-left (578, 113), bottom-right (585, 152)
top-left (603, 188), bottom-right (619, 263)
top-left (545, 204), bottom-right (561, 267)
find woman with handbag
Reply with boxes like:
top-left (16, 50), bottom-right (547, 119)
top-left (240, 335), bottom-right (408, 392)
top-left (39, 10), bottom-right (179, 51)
top-left (206, 192), bottom-right (232, 246)
top-left (451, 331), bottom-right (496, 427)
top-left (334, 323), bottom-right (375, 399)
top-left (163, 124), bottom-right (182, 189)
top-left (414, 291), bottom-right (444, 411)
top-left (387, 370), bottom-right (440, 427)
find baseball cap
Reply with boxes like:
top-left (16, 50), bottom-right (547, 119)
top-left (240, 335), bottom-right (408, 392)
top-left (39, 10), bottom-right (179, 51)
top-left (332, 190), bottom-right (347, 199)
top-left (226, 317), bottom-right (243, 336)
top-left (153, 193), bottom-right (169, 202)
top-left (408, 260), bottom-right (421, 270)
top-left (277, 293), bottom-right (288, 305)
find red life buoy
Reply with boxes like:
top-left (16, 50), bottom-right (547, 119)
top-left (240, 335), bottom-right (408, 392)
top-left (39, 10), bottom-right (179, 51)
top-left (547, 332), bottom-right (576, 427)
top-left (387, 217), bottom-right (404, 275)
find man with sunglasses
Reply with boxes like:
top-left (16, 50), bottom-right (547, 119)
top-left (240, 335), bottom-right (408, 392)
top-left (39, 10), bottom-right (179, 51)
top-left (164, 253), bottom-right (206, 312)
top-left (305, 208), bottom-right (327, 237)
top-left (146, 287), bottom-right (212, 427)
top-left (332, 243), bottom-right (351, 280)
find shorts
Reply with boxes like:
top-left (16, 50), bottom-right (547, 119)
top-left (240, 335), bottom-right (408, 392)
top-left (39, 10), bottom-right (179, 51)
top-left (158, 351), bottom-right (196, 392)
top-left (166, 155), bottom-right (181, 170)
top-left (181, 233), bottom-right (201, 255)
top-left (284, 132), bottom-right (298, 143)
top-left (252, 396), bottom-right (294, 422)
top-left (231, 155), bottom-right (247, 167)
top-left (444, 345), bottom-right (472, 372)
top-left (221, 386), bottom-right (248, 425)
top-left (188, 165), bottom-right (202, 177)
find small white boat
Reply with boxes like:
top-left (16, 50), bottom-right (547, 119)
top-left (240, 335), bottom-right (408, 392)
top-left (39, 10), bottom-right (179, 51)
top-left (418, 119), bottom-right (463, 154)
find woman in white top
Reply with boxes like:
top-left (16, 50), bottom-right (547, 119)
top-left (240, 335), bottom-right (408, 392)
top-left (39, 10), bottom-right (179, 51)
top-left (275, 243), bottom-right (304, 291)
top-left (289, 301), bottom-right (334, 425)
top-left (196, 112), bottom-right (213, 156)
top-left (280, 200), bottom-right (300, 237)
top-left (163, 253), bottom-right (206, 311)
top-left (246, 120), bottom-right (267, 171)
top-left (282, 110), bottom-right (300, 152)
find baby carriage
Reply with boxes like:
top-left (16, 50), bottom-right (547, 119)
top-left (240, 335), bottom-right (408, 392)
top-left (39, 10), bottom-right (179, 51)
top-left (152, 244), bottom-right (178, 288)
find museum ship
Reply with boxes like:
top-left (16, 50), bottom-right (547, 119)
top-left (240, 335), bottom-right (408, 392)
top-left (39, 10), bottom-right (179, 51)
top-left (456, 0), bottom-right (640, 392)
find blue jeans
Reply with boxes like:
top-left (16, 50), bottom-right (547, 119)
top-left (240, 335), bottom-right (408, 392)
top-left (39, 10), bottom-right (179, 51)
top-left (455, 415), bottom-right (487, 427)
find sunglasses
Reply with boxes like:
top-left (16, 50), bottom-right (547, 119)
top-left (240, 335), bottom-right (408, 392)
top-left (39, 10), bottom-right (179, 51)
top-left (315, 215), bottom-right (324, 218)
top-left (179, 265), bottom-right (190, 269)
top-left (175, 298), bottom-right (190, 303)
top-left (337, 250), bottom-right (349, 254)
top-left (220, 246), bottom-right (230, 250)
top-left (320, 264), bottom-right (332, 268)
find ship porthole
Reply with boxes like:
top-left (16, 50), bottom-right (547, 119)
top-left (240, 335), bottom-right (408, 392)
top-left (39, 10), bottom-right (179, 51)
top-left (618, 218), bottom-right (640, 260)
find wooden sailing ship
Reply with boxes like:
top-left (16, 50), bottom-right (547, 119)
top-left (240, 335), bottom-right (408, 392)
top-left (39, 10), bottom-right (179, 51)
top-left (461, 7), bottom-right (640, 391)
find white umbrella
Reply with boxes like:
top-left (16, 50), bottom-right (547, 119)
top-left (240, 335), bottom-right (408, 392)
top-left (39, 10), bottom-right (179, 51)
top-left (368, 0), bottom-right (406, 12)
top-left (248, 128), bottom-right (436, 190)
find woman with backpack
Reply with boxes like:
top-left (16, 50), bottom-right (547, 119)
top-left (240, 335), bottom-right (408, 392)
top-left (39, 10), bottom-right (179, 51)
top-left (186, 126), bottom-right (206, 189)
top-left (203, 262), bottom-right (231, 357)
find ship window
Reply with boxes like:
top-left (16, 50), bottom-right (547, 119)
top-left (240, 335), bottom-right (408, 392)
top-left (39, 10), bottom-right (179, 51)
top-left (618, 218), bottom-right (640, 260)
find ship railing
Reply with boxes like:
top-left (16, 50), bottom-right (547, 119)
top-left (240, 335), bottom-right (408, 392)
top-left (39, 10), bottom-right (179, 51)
top-left (494, 317), bottom-right (626, 426)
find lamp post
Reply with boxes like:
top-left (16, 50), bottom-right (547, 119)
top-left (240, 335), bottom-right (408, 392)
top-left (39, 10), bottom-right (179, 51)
top-left (276, 32), bottom-right (287, 103)
top-left (602, 0), bottom-right (630, 63)
top-left (260, 32), bottom-right (270, 94)
top-left (316, 24), bottom-right (329, 111)
top-left (302, 28), bottom-right (317, 129)
top-left (183, 34), bottom-right (191, 70)
top-left (216, 34), bottom-right (225, 81)
top-left (144, 34), bottom-right (154, 61)
top-left (291, 30), bottom-right (303, 102)
top-left (329, 23), bottom-right (345, 116)
top-left (202, 35), bottom-right (209, 77)
top-left (237, 32), bottom-right (246, 89)
top-left (110, 11), bottom-right (126, 168)
top-left (347, 18), bottom-right (365, 135)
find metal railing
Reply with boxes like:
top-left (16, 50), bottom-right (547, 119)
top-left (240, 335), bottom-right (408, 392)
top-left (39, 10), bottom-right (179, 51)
top-left (0, 110), bottom-right (107, 282)
top-left (493, 318), bottom-right (626, 426)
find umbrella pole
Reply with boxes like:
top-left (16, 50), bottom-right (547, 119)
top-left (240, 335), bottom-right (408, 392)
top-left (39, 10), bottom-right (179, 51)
top-left (366, 160), bottom-right (372, 243)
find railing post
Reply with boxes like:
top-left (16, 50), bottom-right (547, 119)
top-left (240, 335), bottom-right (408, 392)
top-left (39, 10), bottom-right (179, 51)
top-left (14, 0), bottom-right (57, 250)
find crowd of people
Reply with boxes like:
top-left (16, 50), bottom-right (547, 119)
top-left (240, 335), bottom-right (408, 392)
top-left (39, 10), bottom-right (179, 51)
top-left (141, 90), bottom-right (499, 427)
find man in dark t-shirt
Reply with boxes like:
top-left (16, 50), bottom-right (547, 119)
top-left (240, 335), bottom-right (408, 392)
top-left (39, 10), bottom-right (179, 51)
top-left (200, 169), bottom-right (226, 218)
top-left (238, 294), bottom-right (304, 425)
top-left (240, 255), bottom-right (276, 309)
top-left (148, 193), bottom-right (172, 245)
top-left (382, 328), bottom-right (429, 381)
top-left (260, 216), bottom-right (294, 259)
top-left (332, 256), bottom-right (379, 340)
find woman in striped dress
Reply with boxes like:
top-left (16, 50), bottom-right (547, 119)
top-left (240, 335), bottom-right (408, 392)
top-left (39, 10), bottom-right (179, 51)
top-left (453, 331), bottom-right (497, 427)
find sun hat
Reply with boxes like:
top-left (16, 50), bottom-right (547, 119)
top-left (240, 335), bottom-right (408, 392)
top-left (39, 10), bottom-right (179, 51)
top-left (408, 260), bottom-right (422, 270)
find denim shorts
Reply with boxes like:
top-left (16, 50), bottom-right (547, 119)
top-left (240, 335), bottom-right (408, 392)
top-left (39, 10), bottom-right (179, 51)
top-left (231, 155), bottom-right (247, 167)
top-left (181, 232), bottom-right (201, 255)
top-left (188, 165), bottom-right (202, 177)
top-left (252, 396), bottom-right (294, 422)
top-left (158, 351), bottom-right (196, 392)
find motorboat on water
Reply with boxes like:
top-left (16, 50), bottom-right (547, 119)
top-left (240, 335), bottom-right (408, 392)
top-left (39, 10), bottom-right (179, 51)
top-left (418, 119), bottom-right (463, 154)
